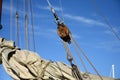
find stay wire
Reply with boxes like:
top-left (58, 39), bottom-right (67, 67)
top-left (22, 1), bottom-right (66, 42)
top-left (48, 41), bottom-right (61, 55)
top-left (30, 0), bottom-right (36, 52)
top-left (24, 0), bottom-right (29, 50)
top-left (92, 0), bottom-right (120, 41)
top-left (10, 0), bottom-right (13, 40)
top-left (16, 0), bottom-right (19, 46)
top-left (59, 0), bottom-right (64, 21)
top-left (71, 35), bottom-right (103, 80)
top-left (70, 35), bottom-right (91, 80)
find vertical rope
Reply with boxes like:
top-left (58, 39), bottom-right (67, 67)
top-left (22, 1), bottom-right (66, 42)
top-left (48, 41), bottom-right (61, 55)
top-left (30, 0), bottom-right (36, 52)
top-left (16, 0), bottom-right (19, 46)
top-left (62, 41), bottom-right (83, 80)
top-left (10, 0), bottom-right (13, 40)
top-left (24, 0), bottom-right (29, 50)
top-left (16, 11), bottom-right (19, 46)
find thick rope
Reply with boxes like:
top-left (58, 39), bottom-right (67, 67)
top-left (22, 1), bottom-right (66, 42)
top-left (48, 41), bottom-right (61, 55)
top-left (70, 34), bottom-right (103, 80)
top-left (71, 34), bottom-right (91, 80)
top-left (62, 41), bottom-right (83, 80)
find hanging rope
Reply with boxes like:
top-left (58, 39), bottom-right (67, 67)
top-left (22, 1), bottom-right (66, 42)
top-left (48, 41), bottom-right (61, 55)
top-left (24, 0), bottom-right (29, 50)
top-left (62, 41), bottom-right (83, 80)
top-left (16, 11), bottom-right (19, 46)
top-left (92, 0), bottom-right (120, 41)
top-left (29, 0), bottom-right (36, 52)
top-left (15, 0), bottom-right (19, 46)
top-left (70, 34), bottom-right (103, 80)
top-left (10, 0), bottom-right (13, 40)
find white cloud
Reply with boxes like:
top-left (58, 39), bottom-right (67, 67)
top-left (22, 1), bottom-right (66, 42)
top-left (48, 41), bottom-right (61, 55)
top-left (64, 14), bottom-right (106, 27)
top-left (95, 41), bottom-right (120, 52)
top-left (72, 34), bottom-right (81, 39)
top-left (47, 29), bottom-right (57, 33)
top-left (2, 2), bottom-right (24, 15)
top-left (39, 6), bottom-right (62, 12)
top-left (104, 27), bottom-right (119, 36)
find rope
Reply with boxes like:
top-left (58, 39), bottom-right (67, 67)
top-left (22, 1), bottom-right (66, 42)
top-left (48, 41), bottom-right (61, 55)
top-left (16, 11), bottom-right (19, 46)
top-left (71, 64), bottom-right (83, 80)
top-left (70, 34), bottom-right (103, 80)
top-left (30, 0), bottom-right (36, 52)
top-left (92, 0), bottom-right (120, 41)
top-left (10, 0), bottom-right (13, 40)
top-left (62, 40), bottom-right (83, 80)
top-left (46, 0), bottom-right (63, 25)
top-left (15, 0), bottom-right (19, 46)
top-left (24, 0), bottom-right (29, 50)
top-left (71, 34), bottom-right (91, 80)
top-left (59, 0), bottom-right (64, 21)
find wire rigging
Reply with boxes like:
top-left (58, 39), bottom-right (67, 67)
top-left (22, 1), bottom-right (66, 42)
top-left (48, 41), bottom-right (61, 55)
top-left (92, 0), bottom-right (120, 41)
top-left (10, 0), bottom-right (13, 40)
top-left (29, 0), bottom-right (36, 52)
top-left (16, 0), bottom-right (19, 46)
top-left (71, 35), bottom-right (103, 80)
top-left (24, 0), bottom-right (29, 50)
top-left (59, 0), bottom-right (64, 21)
top-left (47, 0), bottom-right (104, 80)
top-left (71, 35), bottom-right (91, 80)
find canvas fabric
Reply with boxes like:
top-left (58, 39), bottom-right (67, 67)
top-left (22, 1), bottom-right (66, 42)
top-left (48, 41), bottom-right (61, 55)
top-left (0, 38), bottom-right (75, 80)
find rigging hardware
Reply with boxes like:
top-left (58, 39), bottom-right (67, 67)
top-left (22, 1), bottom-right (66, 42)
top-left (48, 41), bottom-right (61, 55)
top-left (47, 0), bottom-right (71, 44)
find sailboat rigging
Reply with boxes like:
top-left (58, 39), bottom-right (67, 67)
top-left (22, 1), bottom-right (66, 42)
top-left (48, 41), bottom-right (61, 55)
top-left (47, 0), bottom-right (71, 44)
top-left (0, 0), bottom-right (118, 79)
top-left (0, 0), bottom-right (2, 30)
top-left (46, 0), bottom-right (104, 80)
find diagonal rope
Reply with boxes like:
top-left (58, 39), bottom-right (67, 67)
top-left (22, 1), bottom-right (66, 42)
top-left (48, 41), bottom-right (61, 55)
top-left (62, 40), bottom-right (83, 80)
top-left (71, 34), bottom-right (92, 80)
top-left (70, 35), bottom-right (103, 80)
top-left (92, 0), bottom-right (120, 41)
top-left (59, 0), bottom-right (64, 21)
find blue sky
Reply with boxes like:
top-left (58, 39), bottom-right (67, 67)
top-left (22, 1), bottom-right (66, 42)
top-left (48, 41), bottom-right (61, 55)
top-left (0, 0), bottom-right (120, 79)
